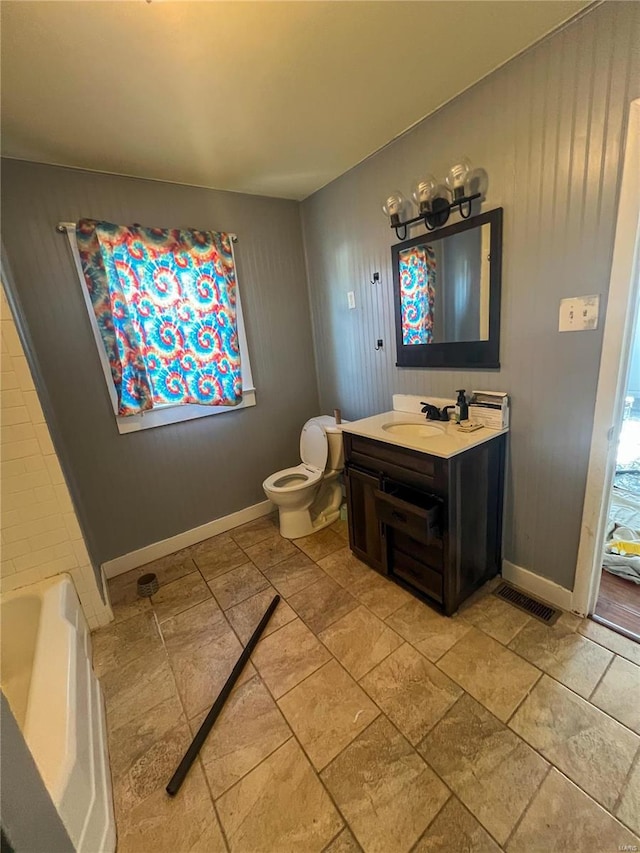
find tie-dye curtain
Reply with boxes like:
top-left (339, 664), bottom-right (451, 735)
top-left (76, 219), bottom-right (242, 416)
top-left (399, 245), bottom-right (437, 345)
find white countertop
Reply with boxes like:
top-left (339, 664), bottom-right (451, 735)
top-left (342, 409), bottom-right (508, 459)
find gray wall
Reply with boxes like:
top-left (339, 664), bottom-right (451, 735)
top-left (1, 692), bottom-right (74, 853)
top-left (301, 1), bottom-right (640, 590)
top-left (1, 161), bottom-right (319, 564)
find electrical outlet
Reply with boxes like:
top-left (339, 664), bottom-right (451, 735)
top-left (347, 291), bottom-right (356, 310)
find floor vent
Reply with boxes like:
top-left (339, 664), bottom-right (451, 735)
top-left (493, 582), bottom-right (561, 625)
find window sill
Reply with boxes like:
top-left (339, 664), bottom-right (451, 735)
top-left (116, 388), bottom-right (256, 434)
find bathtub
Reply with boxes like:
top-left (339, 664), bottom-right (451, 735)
top-left (1, 575), bottom-right (115, 853)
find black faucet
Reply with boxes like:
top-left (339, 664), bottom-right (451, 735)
top-left (440, 405), bottom-right (455, 422)
top-left (420, 402), bottom-right (441, 421)
top-left (420, 402), bottom-right (454, 422)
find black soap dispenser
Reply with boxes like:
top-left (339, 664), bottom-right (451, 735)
top-left (455, 389), bottom-right (468, 423)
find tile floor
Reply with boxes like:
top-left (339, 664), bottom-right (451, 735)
top-left (94, 515), bottom-right (640, 853)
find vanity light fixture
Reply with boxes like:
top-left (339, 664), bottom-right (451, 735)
top-left (382, 158), bottom-right (482, 240)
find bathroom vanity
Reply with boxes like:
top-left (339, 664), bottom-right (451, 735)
top-left (342, 398), bottom-right (507, 615)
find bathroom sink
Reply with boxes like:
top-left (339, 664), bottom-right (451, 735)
top-left (381, 422), bottom-right (444, 439)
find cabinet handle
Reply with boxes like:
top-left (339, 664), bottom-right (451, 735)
top-left (391, 509), bottom-right (407, 523)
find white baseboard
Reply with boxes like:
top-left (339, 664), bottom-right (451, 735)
top-left (102, 500), bottom-right (274, 579)
top-left (501, 559), bottom-right (574, 612)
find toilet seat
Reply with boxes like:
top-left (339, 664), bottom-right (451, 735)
top-left (300, 421), bottom-right (329, 470)
top-left (263, 463), bottom-right (323, 494)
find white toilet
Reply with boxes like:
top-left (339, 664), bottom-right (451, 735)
top-left (263, 415), bottom-right (347, 539)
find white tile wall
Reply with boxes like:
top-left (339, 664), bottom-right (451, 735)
top-left (1, 284), bottom-right (112, 629)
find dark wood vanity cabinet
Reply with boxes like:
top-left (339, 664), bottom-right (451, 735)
top-left (343, 432), bottom-right (506, 615)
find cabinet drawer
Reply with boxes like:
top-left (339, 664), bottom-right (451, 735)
top-left (391, 550), bottom-right (443, 603)
top-left (392, 529), bottom-right (443, 573)
top-left (374, 484), bottom-right (442, 546)
top-left (349, 435), bottom-right (438, 479)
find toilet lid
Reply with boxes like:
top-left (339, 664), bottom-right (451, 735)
top-left (300, 421), bottom-right (328, 470)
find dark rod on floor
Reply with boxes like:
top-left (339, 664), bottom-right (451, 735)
top-left (166, 593), bottom-right (280, 797)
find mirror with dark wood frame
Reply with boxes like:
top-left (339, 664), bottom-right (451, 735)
top-left (392, 207), bottom-right (502, 369)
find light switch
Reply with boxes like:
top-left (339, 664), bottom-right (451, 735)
top-left (559, 295), bottom-right (600, 332)
top-left (347, 291), bottom-right (356, 310)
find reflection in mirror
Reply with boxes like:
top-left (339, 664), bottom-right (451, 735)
top-left (399, 223), bottom-right (491, 345)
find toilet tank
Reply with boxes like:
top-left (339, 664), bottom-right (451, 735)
top-left (307, 415), bottom-right (348, 473)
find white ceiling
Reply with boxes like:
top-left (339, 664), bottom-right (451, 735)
top-left (1, 0), bottom-right (590, 200)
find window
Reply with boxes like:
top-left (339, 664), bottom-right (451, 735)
top-left (62, 220), bottom-right (255, 434)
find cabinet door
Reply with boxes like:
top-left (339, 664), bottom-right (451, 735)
top-left (345, 465), bottom-right (385, 574)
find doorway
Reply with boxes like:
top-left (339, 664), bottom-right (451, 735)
top-left (574, 99), bottom-right (640, 641)
top-left (594, 312), bottom-right (640, 639)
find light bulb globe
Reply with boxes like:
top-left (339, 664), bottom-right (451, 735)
top-left (382, 191), bottom-right (407, 227)
top-left (411, 175), bottom-right (438, 214)
top-left (445, 158), bottom-right (472, 200)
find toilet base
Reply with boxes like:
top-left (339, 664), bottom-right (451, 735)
top-left (278, 506), bottom-right (341, 540)
top-left (277, 478), bottom-right (343, 539)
